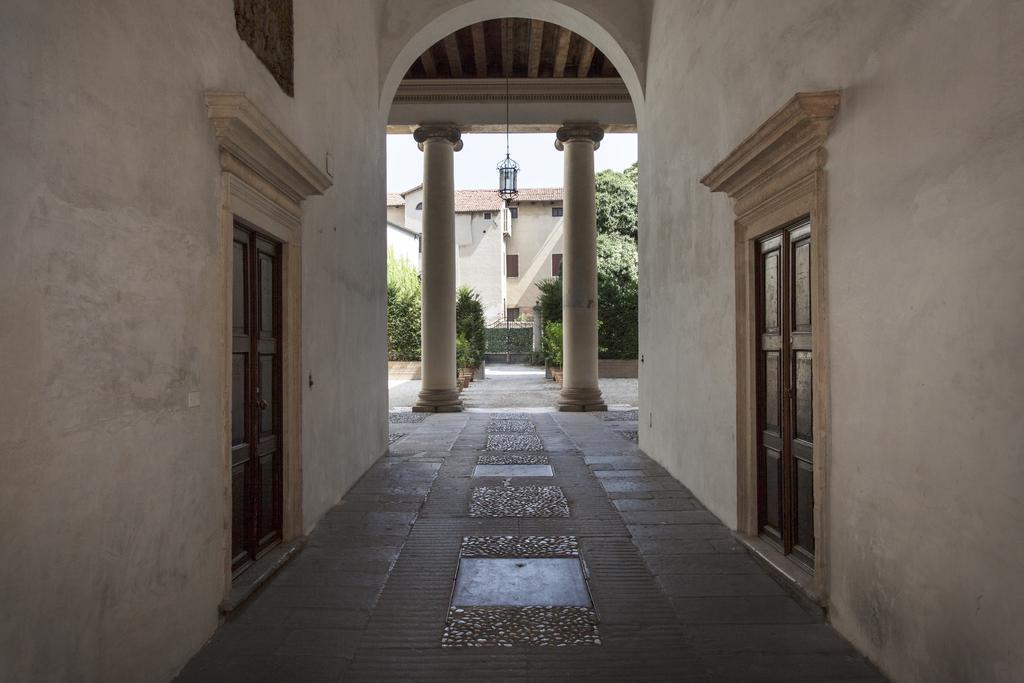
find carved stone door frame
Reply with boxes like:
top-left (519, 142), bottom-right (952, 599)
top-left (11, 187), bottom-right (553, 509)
top-left (206, 92), bottom-right (331, 598)
top-left (702, 91), bottom-right (840, 600)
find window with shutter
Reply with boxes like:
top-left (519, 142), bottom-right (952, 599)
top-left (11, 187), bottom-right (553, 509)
top-left (552, 253), bottom-right (563, 277)
top-left (506, 254), bottom-right (519, 277)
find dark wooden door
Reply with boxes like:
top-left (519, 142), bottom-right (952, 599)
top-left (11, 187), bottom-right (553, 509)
top-left (756, 220), bottom-right (814, 568)
top-left (231, 222), bottom-right (283, 577)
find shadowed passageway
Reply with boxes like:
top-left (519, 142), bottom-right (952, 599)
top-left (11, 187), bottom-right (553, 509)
top-left (179, 411), bottom-right (882, 681)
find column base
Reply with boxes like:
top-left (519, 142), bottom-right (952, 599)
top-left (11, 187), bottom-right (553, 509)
top-left (557, 387), bottom-right (607, 412)
top-left (413, 388), bottom-right (464, 413)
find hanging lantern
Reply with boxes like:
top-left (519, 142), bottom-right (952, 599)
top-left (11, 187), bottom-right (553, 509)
top-left (496, 18), bottom-right (520, 204)
top-left (497, 154), bottom-right (519, 202)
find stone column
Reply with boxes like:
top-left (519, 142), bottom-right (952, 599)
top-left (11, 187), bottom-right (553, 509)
top-left (555, 124), bottom-right (606, 411)
top-left (413, 125), bottom-right (464, 412)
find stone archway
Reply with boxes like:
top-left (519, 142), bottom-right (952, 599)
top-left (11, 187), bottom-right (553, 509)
top-left (378, 0), bottom-right (647, 118)
top-left (380, 1), bottom-right (644, 413)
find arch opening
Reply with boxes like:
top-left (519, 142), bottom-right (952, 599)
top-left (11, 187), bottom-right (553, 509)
top-left (379, 0), bottom-right (645, 124)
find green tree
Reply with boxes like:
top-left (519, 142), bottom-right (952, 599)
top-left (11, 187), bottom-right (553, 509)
top-left (542, 321), bottom-right (563, 367)
top-left (535, 277), bottom-right (562, 325)
top-left (596, 233), bottom-right (639, 359)
top-left (535, 234), bottom-right (638, 361)
top-left (386, 248), bottom-right (421, 361)
top-left (455, 286), bottom-right (486, 368)
top-left (595, 164), bottom-right (638, 239)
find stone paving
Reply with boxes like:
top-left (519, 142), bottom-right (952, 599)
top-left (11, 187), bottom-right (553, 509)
top-left (388, 363), bottom-right (639, 409)
top-left (177, 411), bottom-right (885, 682)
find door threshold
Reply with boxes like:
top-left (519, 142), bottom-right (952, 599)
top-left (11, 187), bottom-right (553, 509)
top-left (220, 535), bottom-right (307, 614)
top-left (737, 534), bottom-right (825, 614)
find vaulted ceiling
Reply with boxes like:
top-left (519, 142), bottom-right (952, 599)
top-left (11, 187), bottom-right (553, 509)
top-left (403, 19), bottom-right (620, 80)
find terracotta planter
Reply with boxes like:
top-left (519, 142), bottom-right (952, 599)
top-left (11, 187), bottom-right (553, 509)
top-left (551, 367), bottom-right (563, 385)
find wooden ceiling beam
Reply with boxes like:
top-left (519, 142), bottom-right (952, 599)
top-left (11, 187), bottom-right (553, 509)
top-left (420, 47), bottom-right (437, 78)
top-left (576, 41), bottom-right (596, 78)
top-left (552, 27), bottom-right (571, 77)
top-left (443, 34), bottom-right (462, 78)
top-left (471, 23), bottom-right (487, 78)
top-left (528, 19), bottom-right (544, 78)
top-left (601, 53), bottom-right (616, 77)
top-left (501, 19), bottom-right (513, 77)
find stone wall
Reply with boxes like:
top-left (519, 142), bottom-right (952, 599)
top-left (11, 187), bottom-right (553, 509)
top-left (388, 361), bottom-right (422, 379)
top-left (598, 359), bottom-right (637, 378)
top-left (234, 0), bottom-right (294, 95)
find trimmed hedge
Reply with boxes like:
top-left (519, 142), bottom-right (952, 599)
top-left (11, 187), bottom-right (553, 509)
top-left (386, 249), bottom-right (421, 361)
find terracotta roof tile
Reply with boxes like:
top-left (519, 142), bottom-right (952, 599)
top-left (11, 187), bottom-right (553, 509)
top-left (386, 193), bottom-right (405, 207)
top-left (453, 190), bottom-right (505, 213)
top-left (451, 187), bottom-right (564, 213)
top-left (514, 187), bottom-right (564, 203)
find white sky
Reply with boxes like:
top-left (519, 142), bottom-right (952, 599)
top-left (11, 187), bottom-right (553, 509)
top-left (387, 132), bottom-right (637, 193)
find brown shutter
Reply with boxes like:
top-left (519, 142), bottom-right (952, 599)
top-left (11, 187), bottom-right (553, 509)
top-left (506, 254), bottom-right (519, 277)
top-left (552, 253), bottom-right (563, 276)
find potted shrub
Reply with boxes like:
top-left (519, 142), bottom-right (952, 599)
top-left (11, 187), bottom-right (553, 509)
top-left (543, 321), bottom-right (563, 385)
top-left (456, 333), bottom-right (474, 390)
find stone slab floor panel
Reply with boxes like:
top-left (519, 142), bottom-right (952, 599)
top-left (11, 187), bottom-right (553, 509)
top-left (177, 411), bottom-right (884, 682)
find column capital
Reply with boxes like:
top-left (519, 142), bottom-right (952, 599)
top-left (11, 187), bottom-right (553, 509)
top-left (414, 124), bottom-right (463, 151)
top-left (555, 123), bottom-right (604, 151)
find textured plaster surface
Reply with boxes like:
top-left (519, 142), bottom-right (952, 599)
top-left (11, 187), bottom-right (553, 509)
top-left (505, 202), bottom-right (565, 312)
top-left (455, 212), bottom-right (507, 321)
top-left (0, 1), bottom-right (386, 680)
top-left (639, 1), bottom-right (1024, 681)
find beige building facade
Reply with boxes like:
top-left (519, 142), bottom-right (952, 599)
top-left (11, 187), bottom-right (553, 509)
top-left (389, 186), bottom-right (564, 322)
top-left (1, 1), bottom-right (1022, 681)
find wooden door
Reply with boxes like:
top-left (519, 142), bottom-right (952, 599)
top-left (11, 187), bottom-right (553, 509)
top-left (756, 220), bottom-right (814, 568)
top-left (231, 222), bottom-right (283, 577)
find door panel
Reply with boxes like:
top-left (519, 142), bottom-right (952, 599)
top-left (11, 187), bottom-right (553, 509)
top-left (231, 222), bottom-right (282, 576)
top-left (794, 458), bottom-right (815, 561)
top-left (756, 220), bottom-right (815, 568)
top-left (757, 236), bottom-right (785, 547)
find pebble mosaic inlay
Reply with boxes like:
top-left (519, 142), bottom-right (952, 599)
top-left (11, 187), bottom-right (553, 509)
top-left (620, 430), bottom-right (639, 443)
top-left (441, 606), bottom-right (600, 647)
top-left (477, 452), bottom-right (549, 465)
top-left (389, 412), bottom-right (428, 424)
top-left (470, 485), bottom-right (570, 517)
top-left (484, 433), bottom-right (545, 451)
top-left (486, 419), bottom-right (536, 434)
top-left (461, 535), bottom-right (579, 558)
top-left (388, 433), bottom-right (406, 444)
top-left (489, 412), bottom-right (532, 421)
top-left (602, 410), bottom-right (639, 421)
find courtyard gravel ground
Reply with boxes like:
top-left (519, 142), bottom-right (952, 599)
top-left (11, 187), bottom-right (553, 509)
top-left (389, 364), bottom-right (638, 410)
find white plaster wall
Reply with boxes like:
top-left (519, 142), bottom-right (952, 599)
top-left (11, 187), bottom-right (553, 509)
top-left (403, 186), bottom-right (424, 234)
top-left (506, 203), bottom-right (564, 314)
top-left (0, 1), bottom-right (386, 680)
top-left (388, 225), bottom-right (421, 270)
top-left (457, 213), bottom-right (506, 321)
top-left (387, 204), bottom-right (406, 226)
top-left (639, 1), bottom-right (1024, 681)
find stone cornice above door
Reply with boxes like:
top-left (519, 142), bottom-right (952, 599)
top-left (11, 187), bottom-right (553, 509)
top-left (205, 91), bottom-right (332, 209)
top-left (701, 91), bottom-right (840, 217)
